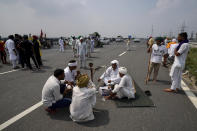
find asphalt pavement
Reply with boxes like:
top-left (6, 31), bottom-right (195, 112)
top-left (0, 41), bottom-right (197, 131)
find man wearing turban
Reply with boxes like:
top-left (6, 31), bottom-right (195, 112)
top-left (70, 74), bottom-right (97, 122)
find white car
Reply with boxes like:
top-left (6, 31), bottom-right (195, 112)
top-left (133, 38), bottom-right (140, 43)
top-left (100, 38), bottom-right (110, 44)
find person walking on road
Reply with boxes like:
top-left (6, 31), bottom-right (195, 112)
top-left (164, 32), bottom-right (189, 93)
top-left (5, 35), bottom-right (19, 69)
top-left (77, 37), bottom-right (87, 68)
top-left (59, 37), bottom-right (64, 52)
top-left (22, 35), bottom-right (39, 70)
top-left (90, 38), bottom-right (94, 53)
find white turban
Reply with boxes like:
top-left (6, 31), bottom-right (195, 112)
top-left (119, 67), bottom-right (127, 75)
top-left (172, 39), bottom-right (177, 43)
top-left (111, 60), bottom-right (119, 66)
top-left (80, 37), bottom-right (83, 40)
top-left (68, 61), bottom-right (77, 67)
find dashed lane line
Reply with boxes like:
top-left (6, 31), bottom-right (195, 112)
top-left (118, 51), bottom-right (126, 56)
top-left (0, 69), bottom-right (20, 75)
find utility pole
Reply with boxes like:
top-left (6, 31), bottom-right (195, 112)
top-left (190, 31), bottom-right (194, 40)
top-left (180, 21), bottom-right (186, 33)
top-left (151, 25), bottom-right (154, 37)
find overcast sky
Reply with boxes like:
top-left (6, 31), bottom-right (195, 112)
top-left (0, 0), bottom-right (197, 38)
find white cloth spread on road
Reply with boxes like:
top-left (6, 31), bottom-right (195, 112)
top-left (42, 75), bottom-right (63, 107)
top-left (70, 81), bottom-right (96, 122)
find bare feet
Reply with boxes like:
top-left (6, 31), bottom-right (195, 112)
top-left (163, 88), bottom-right (177, 93)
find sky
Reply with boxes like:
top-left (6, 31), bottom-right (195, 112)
top-left (0, 0), bottom-right (197, 38)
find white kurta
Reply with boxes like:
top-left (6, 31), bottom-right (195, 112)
top-left (90, 39), bottom-right (94, 52)
top-left (64, 67), bottom-right (77, 83)
top-left (126, 40), bottom-right (131, 51)
top-left (170, 43), bottom-right (189, 90)
top-left (77, 41), bottom-right (87, 67)
top-left (42, 75), bottom-right (63, 107)
top-left (168, 44), bottom-right (178, 57)
top-left (5, 39), bottom-right (17, 61)
top-left (112, 74), bottom-right (136, 99)
top-left (59, 39), bottom-right (64, 52)
top-left (100, 66), bottom-right (120, 85)
top-left (70, 81), bottom-right (96, 122)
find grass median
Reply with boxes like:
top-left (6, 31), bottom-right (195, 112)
top-left (185, 48), bottom-right (197, 81)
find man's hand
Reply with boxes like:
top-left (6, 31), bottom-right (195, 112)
top-left (63, 88), bottom-right (72, 96)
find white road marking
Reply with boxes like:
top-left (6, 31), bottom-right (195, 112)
top-left (0, 69), bottom-right (20, 75)
top-left (0, 101), bottom-right (43, 130)
top-left (181, 80), bottom-right (197, 109)
top-left (118, 51), bottom-right (126, 56)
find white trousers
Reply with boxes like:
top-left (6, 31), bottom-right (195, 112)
top-left (170, 65), bottom-right (182, 90)
top-left (59, 45), bottom-right (64, 52)
top-left (91, 44), bottom-right (94, 52)
top-left (127, 44), bottom-right (130, 51)
top-left (11, 60), bottom-right (17, 68)
top-left (79, 54), bottom-right (86, 68)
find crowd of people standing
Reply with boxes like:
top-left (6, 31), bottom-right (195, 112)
top-left (0, 34), bottom-right (43, 70)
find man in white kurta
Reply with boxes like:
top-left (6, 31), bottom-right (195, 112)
top-left (5, 35), bottom-right (18, 69)
top-left (98, 60), bottom-right (121, 86)
top-left (72, 37), bottom-right (77, 57)
top-left (105, 67), bottom-right (136, 99)
top-left (90, 38), bottom-right (94, 53)
top-left (86, 38), bottom-right (91, 57)
top-left (42, 69), bottom-right (71, 113)
top-left (77, 37), bottom-right (87, 68)
top-left (64, 60), bottom-right (78, 86)
top-left (59, 37), bottom-right (64, 52)
top-left (126, 36), bottom-right (131, 51)
top-left (164, 32), bottom-right (189, 92)
top-left (70, 74), bottom-right (96, 122)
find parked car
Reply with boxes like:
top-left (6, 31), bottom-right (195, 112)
top-left (100, 37), bottom-right (110, 45)
top-left (133, 38), bottom-right (140, 43)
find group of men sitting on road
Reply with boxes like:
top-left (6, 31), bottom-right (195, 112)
top-left (42, 59), bottom-right (136, 122)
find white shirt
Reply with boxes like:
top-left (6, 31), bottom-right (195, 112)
top-left (5, 39), bottom-right (17, 60)
top-left (112, 74), bottom-right (136, 95)
top-left (77, 41), bottom-right (87, 56)
top-left (151, 44), bottom-right (167, 63)
top-left (100, 66), bottom-right (120, 84)
top-left (70, 81), bottom-right (96, 122)
top-left (168, 43), bottom-right (178, 57)
top-left (173, 43), bottom-right (189, 68)
top-left (59, 39), bottom-right (64, 46)
top-left (64, 67), bottom-right (77, 83)
top-left (42, 75), bottom-right (63, 107)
